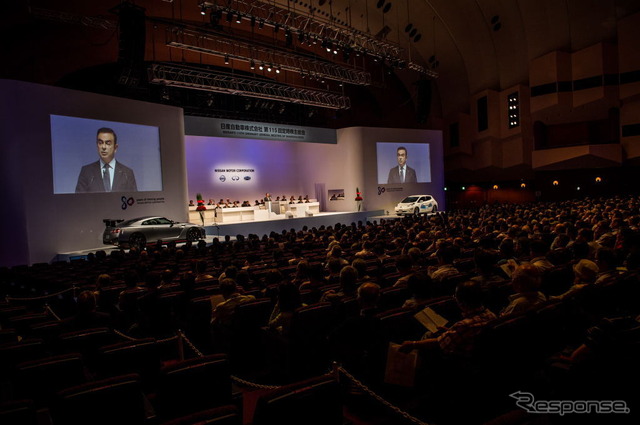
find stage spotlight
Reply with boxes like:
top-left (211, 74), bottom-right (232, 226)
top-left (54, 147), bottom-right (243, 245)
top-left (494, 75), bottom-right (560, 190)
top-left (493, 185), bottom-right (499, 190)
top-left (275, 66), bottom-right (281, 74)
top-left (224, 55), bottom-right (229, 64)
top-left (267, 64), bottom-right (272, 72)
top-left (259, 63), bottom-right (264, 70)
top-left (595, 176), bottom-right (602, 183)
top-left (200, 6), bottom-right (206, 15)
top-left (258, 19), bottom-right (264, 29)
top-left (298, 31), bottom-right (305, 43)
top-left (235, 14), bottom-right (242, 23)
top-left (520, 183), bottom-right (526, 188)
top-left (249, 59), bottom-right (255, 69)
top-left (274, 24), bottom-right (280, 33)
top-left (553, 180), bottom-right (559, 186)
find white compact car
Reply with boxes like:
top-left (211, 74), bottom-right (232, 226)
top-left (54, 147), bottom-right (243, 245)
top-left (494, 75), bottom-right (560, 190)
top-left (394, 195), bottom-right (439, 216)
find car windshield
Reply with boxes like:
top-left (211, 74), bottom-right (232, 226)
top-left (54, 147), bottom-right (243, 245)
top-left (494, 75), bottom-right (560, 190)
top-left (401, 196), bottom-right (420, 203)
top-left (155, 217), bottom-right (173, 225)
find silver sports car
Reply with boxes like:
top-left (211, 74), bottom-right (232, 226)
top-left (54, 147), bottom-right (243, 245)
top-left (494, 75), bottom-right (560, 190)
top-left (103, 216), bottom-right (206, 249)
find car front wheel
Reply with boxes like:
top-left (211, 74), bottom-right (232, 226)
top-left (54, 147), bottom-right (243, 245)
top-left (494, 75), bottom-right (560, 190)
top-left (414, 207), bottom-right (420, 216)
top-left (432, 205), bottom-right (438, 213)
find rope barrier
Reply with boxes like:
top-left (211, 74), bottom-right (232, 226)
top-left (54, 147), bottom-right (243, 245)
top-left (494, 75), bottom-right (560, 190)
top-left (173, 330), bottom-right (432, 423)
top-left (6, 287), bottom-right (74, 302)
top-left (44, 304), bottom-right (62, 321)
top-left (336, 365), bottom-right (432, 425)
top-left (229, 375), bottom-right (283, 390)
top-left (176, 329), bottom-right (204, 358)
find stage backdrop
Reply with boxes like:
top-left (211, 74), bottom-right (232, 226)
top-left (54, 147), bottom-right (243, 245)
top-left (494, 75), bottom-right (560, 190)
top-left (184, 118), bottom-right (444, 217)
top-left (0, 80), bottom-right (187, 266)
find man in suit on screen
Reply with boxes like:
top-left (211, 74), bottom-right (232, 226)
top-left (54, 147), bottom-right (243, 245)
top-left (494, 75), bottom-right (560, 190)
top-left (75, 127), bottom-right (137, 193)
top-left (387, 146), bottom-right (417, 184)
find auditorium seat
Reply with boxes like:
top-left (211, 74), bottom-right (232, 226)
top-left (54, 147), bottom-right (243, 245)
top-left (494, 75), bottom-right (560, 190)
top-left (7, 313), bottom-right (51, 336)
top-left (51, 374), bottom-right (148, 425)
top-left (289, 303), bottom-right (335, 378)
top-left (14, 353), bottom-right (86, 408)
top-left (0, 328), bottom-right (17, 345)
top-left (0, 399), bottom-right (38, 425)
top-left (158, 405), bottom-right (240, 425)
top-left (376, 307), bottom-right (424, 344)
top-left (185, 296), bottom-right (214, 352)
top-left (57, 328), bottom-right (119, 371)
top-left (252, 375), bottom-right (342, 425)
top-left (540, 265), bottom-right (574, 297)
top-left (154, 354), bottom-right (233, 421)
top-left (0, 339), bottom-right (47, 383)
top-left (378, 286), bottom-right (409, 310)
top-left (97, 338), bottom-right (161, 391)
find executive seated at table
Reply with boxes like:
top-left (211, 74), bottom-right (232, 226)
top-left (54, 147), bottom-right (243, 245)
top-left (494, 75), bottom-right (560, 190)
top-left (289, 196), bottom-right (296, 204)
top-left (75, 127), bottom-right (138, 193)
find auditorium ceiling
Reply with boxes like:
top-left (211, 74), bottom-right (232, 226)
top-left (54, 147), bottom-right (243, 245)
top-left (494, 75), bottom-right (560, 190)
top-left (2, 0), bottom-right (639, 128)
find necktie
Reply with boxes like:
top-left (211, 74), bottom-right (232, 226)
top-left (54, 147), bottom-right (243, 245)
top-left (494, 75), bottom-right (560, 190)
top-left (401, 167), bottom-right (405, 183)
top-left (103, 164), bottom-right (111, 192)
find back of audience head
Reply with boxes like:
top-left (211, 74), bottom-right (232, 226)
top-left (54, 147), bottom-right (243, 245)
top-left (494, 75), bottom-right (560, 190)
top-left (339, 266), bottom-right (358, 295)
top-left (145, 271), bottom-right (162, 290)
top-left (220, 278), bottom-right (238, 298)
top-left (407, 272), bottom-right (433, 300)
top-left (595, 247), bottom-right (616, 271)
top-left (436, 244), bottom-right (458, 265)
top-left (357, 282), bottom-right (380, 309)
top-left (474, 248), bottom-right (497, 275)
top-left (77, 290), bottom-right (98, 314)
top-left (454, 280), bottom-right (485, 310)
top-left (277, 283), bottom-right (302, 312)
top-left (511, 264), bottom-right (541, 293)
top-left (395, 254), bottom-right (412, 273)
top-left (351, 258), bottom-right (368, 279)
top-left (573, 259), bottom-right (599, 285)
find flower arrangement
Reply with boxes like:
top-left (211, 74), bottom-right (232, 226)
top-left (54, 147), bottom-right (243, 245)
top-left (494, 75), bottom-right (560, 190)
top-left (355, 188), bottom-right (363, 211)
top-left (196, 193), bottom-right (206, 225)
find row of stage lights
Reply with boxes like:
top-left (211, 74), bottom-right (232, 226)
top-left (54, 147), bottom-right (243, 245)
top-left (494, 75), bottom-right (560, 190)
top-left (445, 177), bottom-right (604, 192)
top-left (201, 5), bottom-right (406, 67)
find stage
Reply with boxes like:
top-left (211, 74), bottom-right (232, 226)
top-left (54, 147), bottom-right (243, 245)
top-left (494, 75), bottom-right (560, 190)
top-left (53, 209), bottom-right (385, 262)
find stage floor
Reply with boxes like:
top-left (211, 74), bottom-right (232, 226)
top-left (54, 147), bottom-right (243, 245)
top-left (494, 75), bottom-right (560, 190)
top-left (54, 210), bottom-right (384, 262)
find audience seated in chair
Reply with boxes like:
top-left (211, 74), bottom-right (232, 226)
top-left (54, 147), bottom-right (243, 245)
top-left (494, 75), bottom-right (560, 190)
top-left (500, 263), bottom-right (546, 317)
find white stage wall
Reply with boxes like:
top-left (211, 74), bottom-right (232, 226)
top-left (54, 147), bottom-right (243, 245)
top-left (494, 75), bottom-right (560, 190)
top-left (0, 80), bottom-right (187, 266)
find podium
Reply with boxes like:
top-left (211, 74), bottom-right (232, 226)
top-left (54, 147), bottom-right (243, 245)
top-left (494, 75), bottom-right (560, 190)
top-left (266, 201), bottom-right (279, 216)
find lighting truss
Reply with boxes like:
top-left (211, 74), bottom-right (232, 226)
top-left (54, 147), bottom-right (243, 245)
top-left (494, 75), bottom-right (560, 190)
top-left (149, 63), bottom-right (351, 110)
top-left (408, 62), bottom-right (439, 79)
top-left (166, 27), bottom-right (371, 85)
top-left (30, 7), bottom-right (117, 30)
top-left (199, 0), bottom-right (402, 60)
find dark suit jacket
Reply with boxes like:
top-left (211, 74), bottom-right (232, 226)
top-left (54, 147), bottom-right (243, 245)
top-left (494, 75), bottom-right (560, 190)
top-left (387, 165), bottom-right (417, 184)
top-left (75, 160), bottom-right (138, 193)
